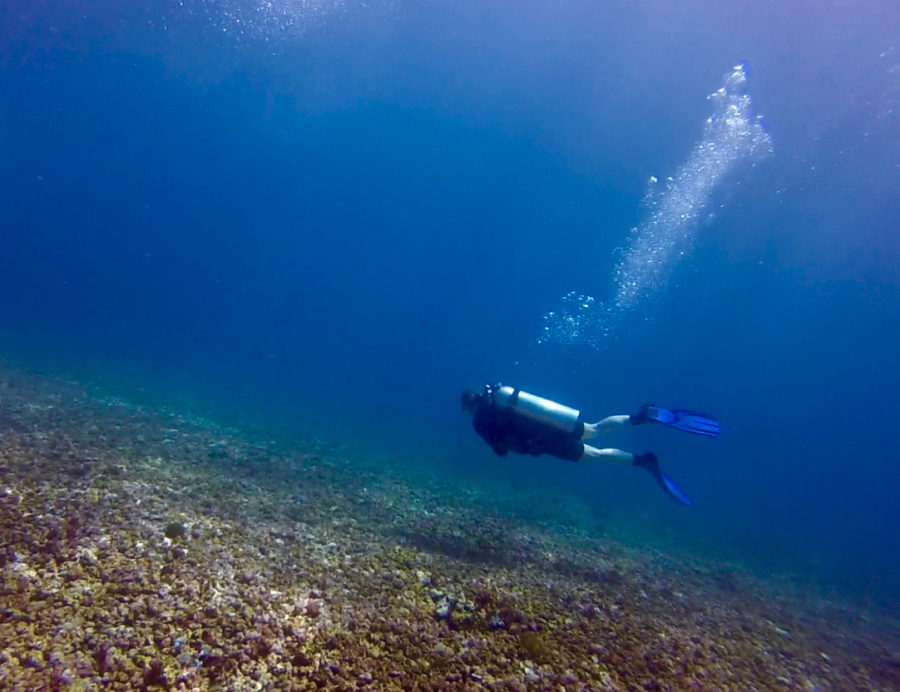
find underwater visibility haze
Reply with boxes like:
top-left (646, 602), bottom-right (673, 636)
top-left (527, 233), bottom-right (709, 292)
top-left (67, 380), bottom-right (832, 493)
top-left (1, 0), bottom-right (899, 687)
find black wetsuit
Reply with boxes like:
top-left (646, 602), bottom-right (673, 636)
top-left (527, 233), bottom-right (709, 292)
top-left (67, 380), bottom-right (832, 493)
top-left (472, 397), bottom-right (585, 462)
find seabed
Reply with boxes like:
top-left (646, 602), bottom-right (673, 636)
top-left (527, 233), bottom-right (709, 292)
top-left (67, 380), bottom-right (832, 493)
top-left (0, 368), bottom-right (897, 691)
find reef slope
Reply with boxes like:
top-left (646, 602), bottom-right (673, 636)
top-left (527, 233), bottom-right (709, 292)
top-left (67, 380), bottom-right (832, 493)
top-left (0, 369), bottom-right (897, 690)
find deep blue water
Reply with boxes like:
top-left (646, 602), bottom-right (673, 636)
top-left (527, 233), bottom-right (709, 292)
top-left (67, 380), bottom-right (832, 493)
top-left (2, 1), bottom-right (899, 610)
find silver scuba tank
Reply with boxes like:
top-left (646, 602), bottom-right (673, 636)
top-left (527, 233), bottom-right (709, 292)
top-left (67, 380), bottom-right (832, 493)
top-left (489, 385), bottom-right (582, 435)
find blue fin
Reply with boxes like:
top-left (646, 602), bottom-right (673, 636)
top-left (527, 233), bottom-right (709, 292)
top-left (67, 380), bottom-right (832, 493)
top-left (645, 405), bottom-right (720, 437)
top-left (659, 472), bottom-right (693, 507)
top-left (634, 452), bottom-right (694, 507)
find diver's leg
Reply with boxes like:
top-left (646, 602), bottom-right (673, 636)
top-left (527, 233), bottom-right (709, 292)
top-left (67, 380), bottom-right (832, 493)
top-left (582, 415), bottom-right (631, 439)
top-left (579, 444), bottom-right (634, 464)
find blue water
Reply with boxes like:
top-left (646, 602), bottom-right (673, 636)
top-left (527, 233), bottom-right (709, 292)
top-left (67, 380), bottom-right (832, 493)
top-left (2, 1), bottom-right (899, 610)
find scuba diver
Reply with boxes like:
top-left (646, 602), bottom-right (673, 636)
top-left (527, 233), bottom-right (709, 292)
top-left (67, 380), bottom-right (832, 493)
top-left (461, 384), bottom-right (720, 506)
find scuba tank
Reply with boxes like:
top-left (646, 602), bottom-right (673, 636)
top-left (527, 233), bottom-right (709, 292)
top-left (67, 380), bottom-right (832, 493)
top-left (487, 384), bottom-right (583, 436)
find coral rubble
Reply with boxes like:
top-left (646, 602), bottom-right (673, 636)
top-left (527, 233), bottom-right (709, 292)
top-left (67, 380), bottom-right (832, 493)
top-left (0, 368), bottom-right (897, 690)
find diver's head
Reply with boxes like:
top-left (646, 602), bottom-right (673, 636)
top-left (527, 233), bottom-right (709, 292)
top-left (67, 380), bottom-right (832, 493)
top-left (461, 389), bottom-right (482, 415)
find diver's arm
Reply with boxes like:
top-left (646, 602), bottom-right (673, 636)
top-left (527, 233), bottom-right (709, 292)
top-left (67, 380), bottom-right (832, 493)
top-left (474, 408), bottom-right (510, 456)
top-left (582, 415), bottom-right (631, 439)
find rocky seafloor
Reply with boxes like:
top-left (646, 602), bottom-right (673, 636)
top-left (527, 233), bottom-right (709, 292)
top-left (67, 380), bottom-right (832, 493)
top-left (0, 368), bottom-right (897, 691)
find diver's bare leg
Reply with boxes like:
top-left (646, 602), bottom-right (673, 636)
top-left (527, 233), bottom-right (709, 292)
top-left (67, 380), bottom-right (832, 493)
top-left (579, 445), bottom-right (633, 464)
top-left (582, 415), bottom-right (631, 440)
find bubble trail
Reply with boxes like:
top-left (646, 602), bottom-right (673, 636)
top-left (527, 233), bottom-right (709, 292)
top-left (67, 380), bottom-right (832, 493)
top-left (178, 0), bottom-right (350, 41)
top-left (539, 63), bottom-right (773, 350)
top-left (613, 63), bottom-right (772, 312)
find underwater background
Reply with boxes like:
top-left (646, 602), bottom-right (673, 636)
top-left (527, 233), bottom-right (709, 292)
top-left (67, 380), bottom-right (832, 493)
top-left (2, 0), bottom-right (898, 619)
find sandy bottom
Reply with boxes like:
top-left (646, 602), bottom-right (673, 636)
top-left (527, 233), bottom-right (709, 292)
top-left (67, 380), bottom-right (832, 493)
top-left (0, 368), bottom-right (897, 691)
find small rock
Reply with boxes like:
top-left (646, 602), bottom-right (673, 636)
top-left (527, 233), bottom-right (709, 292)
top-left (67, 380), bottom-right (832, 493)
top-left (143, 659), bottom-right (168, 687)
top-left (164, 522), bottom-right (187, 540)
top-left (292, 652), bottom-right (313, 666)
top-left (433, 642), bottom-right (454, 657)
top-left (434, 596), bottom-right (453, 620)
top-left (76, 547), bottom-right (98, 566)
top-left (21, 652), bottom-right (44, 670)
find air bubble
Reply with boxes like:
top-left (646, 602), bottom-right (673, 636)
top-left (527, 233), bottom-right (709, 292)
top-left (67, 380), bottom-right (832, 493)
top-left (539, 63), bottom-right (772, 350)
